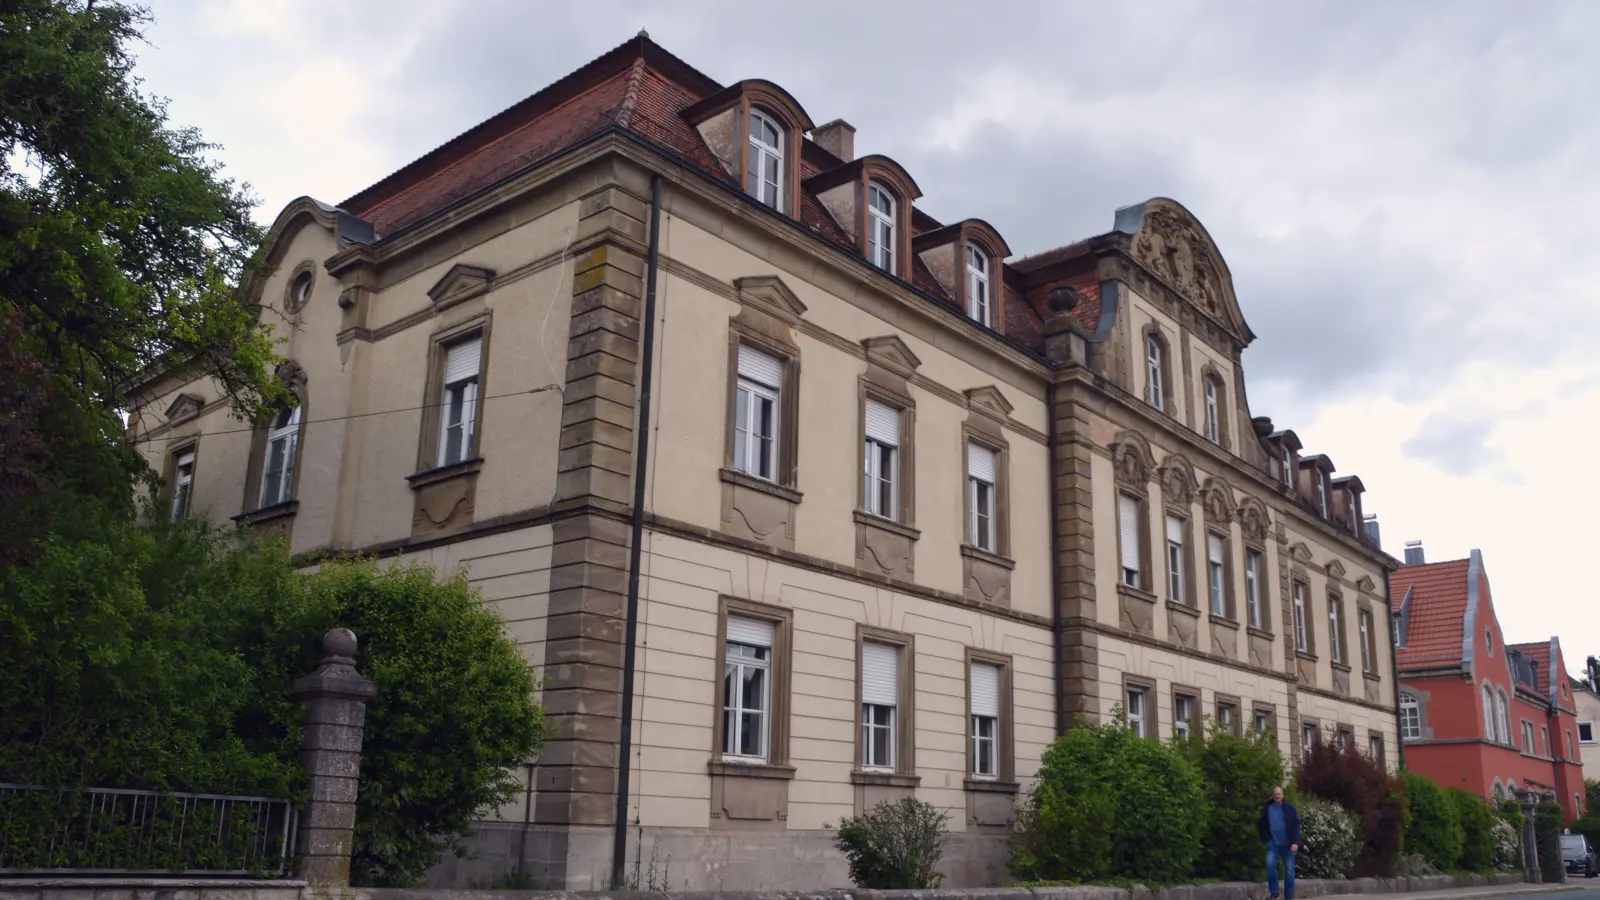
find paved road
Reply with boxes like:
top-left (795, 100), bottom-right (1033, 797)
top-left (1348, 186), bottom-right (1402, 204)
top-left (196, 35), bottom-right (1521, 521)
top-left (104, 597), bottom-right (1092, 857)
top-left (1323, 884), bottom-right (1593, 900)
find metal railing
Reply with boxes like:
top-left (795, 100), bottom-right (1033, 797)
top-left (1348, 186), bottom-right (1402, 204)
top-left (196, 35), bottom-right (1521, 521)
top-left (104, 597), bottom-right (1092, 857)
top-left (0, 784), bottom-right (297, 877)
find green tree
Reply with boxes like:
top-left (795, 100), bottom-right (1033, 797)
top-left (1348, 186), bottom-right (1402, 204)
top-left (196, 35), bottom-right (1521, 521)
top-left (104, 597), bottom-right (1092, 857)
top-left (1402, 772), bottom-right (1463, 871)
top-left (1448, 788), bottom-right (1497, 872)
top-left (1185, 721), bottom-right (1285, 880)
top-left (0, 0), bottom-right (281, 535)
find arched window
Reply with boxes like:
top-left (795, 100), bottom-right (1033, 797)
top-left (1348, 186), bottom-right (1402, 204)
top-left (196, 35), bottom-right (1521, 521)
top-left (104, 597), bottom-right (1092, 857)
top-left (867, 183), bottom-right (895, 272)
top-left (1496, 689), bottom-right (1510, 744)
top-left (1203, 374), bottom-right (1222, 443)
top-left (747, 110), bottom-right (785, 212)
top-left (1399, 692), bottom-right (1421, 740)
top-left (966, 245), bottom-right (990, 327)
top-left (1493, 783), bottom-right (1505, 802)
top-left (1482, 684), bottom-right (1496, 740)
top-left (260, 405), bottom-right (301, 507)
top-left (1145, 333), bottom-right (1166, 410)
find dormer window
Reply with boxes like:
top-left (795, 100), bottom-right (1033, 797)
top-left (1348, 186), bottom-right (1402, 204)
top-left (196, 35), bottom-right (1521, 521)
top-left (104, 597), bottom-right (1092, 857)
top-left (1203, 376), bottom-right (1221, 443)
top-left (747, 110), bottom-right (785, 212)
top-left (1146, 335), bottom-right (1166, 410)
top-left (1281, 447), bottom-right (1293, 487)
top-left (966, 246), bottom-right (990, 326)
top-left (867, 184), bottom-right (895, 272)
top-left (1317, 474), bottom-right (1329, 517)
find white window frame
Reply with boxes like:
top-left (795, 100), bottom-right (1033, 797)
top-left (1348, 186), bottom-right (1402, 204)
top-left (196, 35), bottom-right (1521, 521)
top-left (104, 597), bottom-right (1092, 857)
top-left (747, 110), bottom-right (784, 212)
top-left (967, 442), bottom-right (997, 552)
top-left (1328, 595), bottom-right (1343, 664)
top-left (1174, 694), bottom-right (1193, 740)
top-left (260, 406), bottom-right (301, 508)
top-left (1207, 533), bottom-right (1226, 616)
top-left (1126, 686), bottom-right (1147, 738)
top-left (1204, 376), bottom-right (1220, 443)
top-left (1359, 610), bottom-right (1373, 674)
top-left (1400, 693), bottom-right (1421, 740)
top-left (734, 345), bottom-right (782, 482)
top-left (1293, 581), bottom-right (1308, 652)
top-left (1218, 701), bottom-right (1237, 734)
top-left (970, 661), bottom-right (1000, 779)
top-left (860, 641), bottom-right (900, 772)
top-left (1282, 447), bottom-right (1294, 487)
top-left (722, 617), bottom-right (773, 763)
top-left (170, 450), bottom-right (196, 520)
top-left (966, 245), bottom-right (990, 327)
top-left (1497, 690), bottom-right (1511, 744)
top-left (1245, 550), bottom-right (1262, 628)
top-left (1370, 734), bottom-right (1383, 760)
top-left (1166, 515), bottom-right (1186, 604)
top-left (863, 398), bottom-right (900, 521)
top-left (1146, 335), bottom-right (1164, 409)
top-left (867, 183), bottom-right (896, 272)
top-left (1579, 721), bottom-right (1595, 745)
top-left (1119, 493), bottom-right (1143, 589)
top-left (1482, 685), bottom-right (1497, 740)
top-left (1302, 723), bottom-right (1318, 758)
top-left (437, 337), bottom-right (482, 469)
top-left (1255, 708), bottom-right (1272, 735)
top-left (1317, 473), bottom-right (1329, 517)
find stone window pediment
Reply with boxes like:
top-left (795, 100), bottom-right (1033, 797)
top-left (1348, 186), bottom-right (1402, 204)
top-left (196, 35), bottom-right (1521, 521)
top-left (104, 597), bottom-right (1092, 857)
top-left (427, 263), bottom-right (496, 310)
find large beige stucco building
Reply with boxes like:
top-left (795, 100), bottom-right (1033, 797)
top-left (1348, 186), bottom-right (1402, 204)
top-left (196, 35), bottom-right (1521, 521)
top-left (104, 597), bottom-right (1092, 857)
top-left (128, 35), bottom-right (1399, 891)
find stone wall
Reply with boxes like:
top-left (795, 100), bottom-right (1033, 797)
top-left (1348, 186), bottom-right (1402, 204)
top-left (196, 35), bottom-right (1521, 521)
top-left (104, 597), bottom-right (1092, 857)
top-left (0, 879), bottom-right (305, 900)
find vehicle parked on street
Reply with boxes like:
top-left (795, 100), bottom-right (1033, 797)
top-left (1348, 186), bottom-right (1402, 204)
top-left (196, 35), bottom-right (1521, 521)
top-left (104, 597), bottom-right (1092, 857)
top-left (1562, 833), bottom-right (1597, 878)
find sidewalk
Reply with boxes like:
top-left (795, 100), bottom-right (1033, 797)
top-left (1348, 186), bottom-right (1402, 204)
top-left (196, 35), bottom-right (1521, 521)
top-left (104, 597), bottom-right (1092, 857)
top-left (1319, 883), bottom-right (1586, 900)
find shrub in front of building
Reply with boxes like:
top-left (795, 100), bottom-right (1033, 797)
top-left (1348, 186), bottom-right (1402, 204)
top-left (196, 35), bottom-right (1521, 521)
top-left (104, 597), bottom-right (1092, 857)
top-left (1011, 717), bottom-right (1206, 884)
top-left (1491, 817), bottom-right (1522, 870)
top-left (1402, 772), bottom-right (1465, 872)
top-left (1295, 738), bottom-right (1406, 875)
top-left (1295, 797), bottom-right (1361, 879)
top-left (1536, 801), bottom-right (1566, 883)
top-left (831, 796), bottom-right (948, 889)
top-left (1183, 722), bottom-right (1285, 881)
top-left (1448, 788), bottom-right (1498, 872)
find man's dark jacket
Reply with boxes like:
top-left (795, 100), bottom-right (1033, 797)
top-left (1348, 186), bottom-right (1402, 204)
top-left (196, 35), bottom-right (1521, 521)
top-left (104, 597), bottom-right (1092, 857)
top-left (1257, 800), bottom-right (1301, 846)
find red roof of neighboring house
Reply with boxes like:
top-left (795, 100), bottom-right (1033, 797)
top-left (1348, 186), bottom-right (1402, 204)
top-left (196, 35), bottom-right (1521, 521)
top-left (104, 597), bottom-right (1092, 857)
top-left (334, 34), bottom-right (1056, 350)
top-left (1392, 558), bottom-right (1472, 670)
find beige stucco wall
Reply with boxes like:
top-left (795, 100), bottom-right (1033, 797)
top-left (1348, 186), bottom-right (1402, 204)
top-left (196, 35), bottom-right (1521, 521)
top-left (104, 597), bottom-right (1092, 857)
top-left (1576, 688), bottom-right (1600, 775)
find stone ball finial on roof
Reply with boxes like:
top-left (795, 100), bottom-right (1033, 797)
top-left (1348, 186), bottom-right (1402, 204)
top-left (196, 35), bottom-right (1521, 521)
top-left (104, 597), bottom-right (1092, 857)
top-left (637, 29), bottom-right (650, 39)
top-left (1047, 284), bottom-right (1080, 313)
top-left (324, 627), bottom-right (358, 660)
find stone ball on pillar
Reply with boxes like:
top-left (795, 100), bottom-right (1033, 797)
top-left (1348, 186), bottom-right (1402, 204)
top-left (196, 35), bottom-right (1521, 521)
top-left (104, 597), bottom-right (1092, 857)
top-left (324, 627), bottom-right (358, 660)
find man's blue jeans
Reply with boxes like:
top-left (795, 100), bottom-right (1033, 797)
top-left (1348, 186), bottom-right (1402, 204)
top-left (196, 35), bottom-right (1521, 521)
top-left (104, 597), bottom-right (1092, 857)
top-left (1266, 843), bottom-right (1296, 899)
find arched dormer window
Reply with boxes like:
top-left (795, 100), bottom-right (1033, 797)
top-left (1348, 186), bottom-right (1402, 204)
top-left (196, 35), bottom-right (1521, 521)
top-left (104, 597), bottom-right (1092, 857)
top-left (748, 110), bottom-right (785, 212)
top-left (867, 183), bottom-right (895, 272)
top-left (966, 245), bottom-right (990, 327)
top-left (260, 405), bottom-right (302, 508)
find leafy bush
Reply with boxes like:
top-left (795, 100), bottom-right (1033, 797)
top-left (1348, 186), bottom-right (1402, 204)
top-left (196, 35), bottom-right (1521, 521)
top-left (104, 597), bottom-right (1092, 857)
top-left (1449, 788), bottom-right (1497, 872)
top-left (1, 511), bottom-right (545, 885)
top-left (1296, 736), bottom-right (1406, 875)
top-left (1491, 818), bottom-right (1521, 871)
top-left (832, 797), bottom-right (948, 889)
top-left (1297, 797), bottom-right (1361, 879)
top-left (1402, 772), bottom-right (1463, 871)
top-left (1185, 721), bottom-right (1285, 880)
top-left (1536, 802), bottom-right (1565, 883)
top-left (1011, 718), bottom-right (1206, 884)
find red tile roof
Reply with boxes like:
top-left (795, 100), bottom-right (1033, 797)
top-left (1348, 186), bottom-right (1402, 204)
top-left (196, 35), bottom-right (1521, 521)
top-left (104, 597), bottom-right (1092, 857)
top-left (1509, 640), bottom-right (1553, 695)
top-left (1392, 558), bottom-right (1472, 670)
top-left (335, 34), bottom-right (1050, 352)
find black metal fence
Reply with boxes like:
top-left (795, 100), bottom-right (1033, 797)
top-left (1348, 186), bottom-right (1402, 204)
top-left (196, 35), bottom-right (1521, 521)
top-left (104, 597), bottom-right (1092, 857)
top-left (0, 783), bottom-right (297, 877)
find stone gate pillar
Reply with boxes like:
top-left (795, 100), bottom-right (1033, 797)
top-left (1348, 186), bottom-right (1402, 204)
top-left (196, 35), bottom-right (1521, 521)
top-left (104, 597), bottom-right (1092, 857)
top-left (294, 627), bottom-right (378, 887)
top-left (1521, 798), bottom-right (1542, 883)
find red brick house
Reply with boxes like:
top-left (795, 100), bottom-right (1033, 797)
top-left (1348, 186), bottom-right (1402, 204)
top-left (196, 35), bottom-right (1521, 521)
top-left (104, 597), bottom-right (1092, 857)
top-left (1393, 547), bottom-right (1584, 818)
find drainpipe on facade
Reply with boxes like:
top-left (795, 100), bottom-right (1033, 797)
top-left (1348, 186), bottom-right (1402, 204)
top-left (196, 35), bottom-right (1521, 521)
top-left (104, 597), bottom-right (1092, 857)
top-left (1047, 377), bottom-right (1065, 737)
top-left (612, 173), bottom-right (664, 888)
top-left (1386, 568), bottom-right (1404, 772)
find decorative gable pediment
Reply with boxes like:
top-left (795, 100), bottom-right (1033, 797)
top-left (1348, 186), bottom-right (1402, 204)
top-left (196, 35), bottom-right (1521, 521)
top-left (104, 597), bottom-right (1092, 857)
top-left (862, 335), bottom-right (922, 377)
top-left (164, 393), bottom-right (204, 424)
top-left (1158, 453), bottom-right (1197, 506)
top-left (1326, 559), bottom-right (1348, 580)
top-left (735, 275), bottom-right (807, 324)
top-left (1200, 477), bottom-right (1234, 526)
top-left (427, 263), bottom-right (496, 310)
top-left (1288, 542), bottom-right (1314, 565)
top-left (1238, 496), bottom-right (1271, 544)
top-left (964, 385), bottom-right (1014, 422)
top-left (1117, 197), bottom-right (1251, 343)
top-left (1111, 430), bottom-right (1157, 488)
top-left (1356, 575), bottom-right (1377, 593)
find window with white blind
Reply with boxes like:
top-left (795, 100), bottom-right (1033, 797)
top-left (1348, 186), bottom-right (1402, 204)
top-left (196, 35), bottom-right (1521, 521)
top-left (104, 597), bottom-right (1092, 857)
top-left (170, 450), bottom-right (196, 520)
top-left (863, 398), bottom-right (900, 520)
top-left (1207, 533), bottom-right (1226, 616)
top-left (967, 442), bottom-right (997, 552)
top-left (1145, 335), bottom-right (1165, 409)
top-left (861, 641), bottom-right (900, 771)
top-left (1293, 581), bottom-right (1309, 652)
top-left (1118, 493), bottom-right (1143, 589)
top-left (868, 184), bottom-right (896, 272)
top-left (970, 661), bottom-right (1000, 778)
top-left (723, 616), bottom-right (773, 762)
top-left (734, 344), bottom-right (782, 481)
top-left (1166, 515), bottom-right (1186, 603)
top-left (1400, 693), bottom-right (1421, 740)
top-left (260, 406), bottom-right (301, 508)
top-left (1328, 595), bottom-right (1344, 664)
top-left (1174, 693), bottom-right (1194, 740)
top-left (438, 336), bottom-right (481, 468)
top-left (1245, 550), bottom-right (1263, 628)
top-left (1126, 686), bottom-right (1148, 738)
top-left (966, 245), bottom-right (990, 327)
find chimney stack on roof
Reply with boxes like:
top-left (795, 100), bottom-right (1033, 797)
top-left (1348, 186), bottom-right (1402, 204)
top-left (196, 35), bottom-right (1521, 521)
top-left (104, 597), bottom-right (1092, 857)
top-left (812, 119), bottom-right (856, 163)
top-left (1403, 540), bottom-right (1425, 566)
top-left (1363, 514), bottom-right (1381, 550)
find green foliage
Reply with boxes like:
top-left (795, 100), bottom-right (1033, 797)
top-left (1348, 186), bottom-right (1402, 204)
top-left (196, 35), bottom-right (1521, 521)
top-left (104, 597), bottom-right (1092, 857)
top-left (1295, 736), bottom-right (1407, 875)
top-left (1491, 818), bottom-right (1521, 871)
top-left (1296, 797), bottom-right (1361, 879)
top-left (1499, 799), bottom-right (1526, 834)
top-left (0, 0), bottom-right (283, 548)
top-left (1536, 802), bottom-right (1565, 883)
top-left (1588, 779), bottom-right (1600, 813)
top-left (1183, 720), bottom-right (1284, 881)
top-left (832, 797), bottom-right (948, 889)
top-left (1011, 717), bottom-right (1206, 884)
top-left (0, 509), bottom-right (545, 884)
top-left (1448, 788), bottom-right (1497, 872)
top-left (1402, 772), bottom-right (1464, 871)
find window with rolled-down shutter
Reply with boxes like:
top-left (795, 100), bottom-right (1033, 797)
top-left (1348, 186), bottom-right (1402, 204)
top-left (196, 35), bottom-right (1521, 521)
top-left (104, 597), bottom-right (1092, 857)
top-left (861, 642), bottom-right (900, 770)
top-left (968, 442), bottom-right (997, 550)
top-left (1118, 494), bottom-right (1141, 587)
top-left (970, 661), bottom-right (1000, 777)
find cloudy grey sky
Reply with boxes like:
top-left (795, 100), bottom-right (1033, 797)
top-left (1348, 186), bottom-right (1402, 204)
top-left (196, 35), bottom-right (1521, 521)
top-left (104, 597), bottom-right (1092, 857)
top-left (138, 0), bottom-right (1600, 665)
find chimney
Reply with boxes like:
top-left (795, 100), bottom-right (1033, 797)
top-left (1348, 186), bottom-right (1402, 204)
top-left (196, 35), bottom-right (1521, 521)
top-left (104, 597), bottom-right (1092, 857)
top-left (812, 119), bottom-right (856, 163)
top-left (1403, 540), bottom-right (1425, 566)
top-left (1363, 514), bottom-right (1381, 550)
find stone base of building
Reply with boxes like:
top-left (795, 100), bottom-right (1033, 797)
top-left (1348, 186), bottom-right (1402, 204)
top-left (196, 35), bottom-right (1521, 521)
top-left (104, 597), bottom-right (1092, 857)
top-left (424, 821), bottom-right (1010, 890)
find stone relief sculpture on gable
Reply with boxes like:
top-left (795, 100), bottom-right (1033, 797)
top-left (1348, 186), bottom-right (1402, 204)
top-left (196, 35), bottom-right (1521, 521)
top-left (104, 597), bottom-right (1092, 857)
top-left (1200, 477), bottom-right (1234, 526)
top-left (1159, 453), bottom-right (1197, 506)
top-left (1135, 207), bottom-right (1227, 318)
top-left (1112, 431), bottom-right (1157, 487)
top-left (1238, 496), bottom-right (1271, 544)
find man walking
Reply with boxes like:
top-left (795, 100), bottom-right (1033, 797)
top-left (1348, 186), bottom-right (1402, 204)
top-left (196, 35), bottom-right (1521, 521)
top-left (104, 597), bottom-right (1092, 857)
top-left (1257, 785), bottom-right (1300, 900)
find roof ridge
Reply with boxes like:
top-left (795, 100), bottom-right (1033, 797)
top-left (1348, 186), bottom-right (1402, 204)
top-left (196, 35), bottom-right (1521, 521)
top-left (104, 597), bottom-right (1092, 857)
top-left (615, 57), bottom-right (647, 129)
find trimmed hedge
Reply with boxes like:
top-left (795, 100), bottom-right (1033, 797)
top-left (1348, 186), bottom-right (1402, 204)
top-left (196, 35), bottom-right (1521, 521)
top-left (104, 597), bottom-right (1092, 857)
top-left (1185, 721), bottom-right (1285, 881)
top-left (1403, 772), bottom-right (1464, 871)
top-left (1449, 788), bottom-right (1498, 872)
